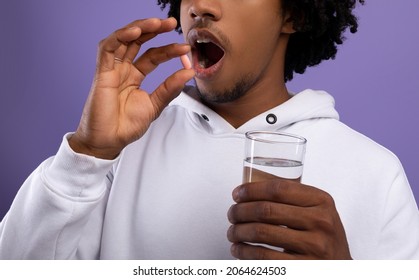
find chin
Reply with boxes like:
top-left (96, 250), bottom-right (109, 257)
top-left (195, 85), bottom-right (247, 104)
top-left (195, 74), bottom-right (254, 104)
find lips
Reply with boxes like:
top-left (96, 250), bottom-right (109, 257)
top-left (187, 29), bottom-right (226, 79)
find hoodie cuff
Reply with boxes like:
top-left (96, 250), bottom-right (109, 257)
top-left (41, 133), bottom-right (118, 200)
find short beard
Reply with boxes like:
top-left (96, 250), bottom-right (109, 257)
top-left (194, 74), bottom-right (256, 104)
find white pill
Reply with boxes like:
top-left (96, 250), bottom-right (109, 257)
top-left (180, 54), bottom-right (192, 70)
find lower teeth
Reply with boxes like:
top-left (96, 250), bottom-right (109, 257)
top-left (199, 58), bottom-right (211, 69)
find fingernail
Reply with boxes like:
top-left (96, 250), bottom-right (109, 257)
top-left (232, 187), bottom-right (240, 201)
top-left (230, 243), bottom-right (238, 256)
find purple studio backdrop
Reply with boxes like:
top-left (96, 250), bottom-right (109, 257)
top-left (0, 0), bottom-right (418, 219)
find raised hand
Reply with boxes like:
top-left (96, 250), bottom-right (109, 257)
top-left (227, 180), bottom-right (352, 260)
top-left (69, 18), bottom-right (195, 159)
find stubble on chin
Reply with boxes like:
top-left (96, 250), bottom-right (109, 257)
top-left (194, 74), bottom-right (255, 104)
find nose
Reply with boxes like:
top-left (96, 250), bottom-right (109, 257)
top-left (188, 0), bottom-right (221, 21)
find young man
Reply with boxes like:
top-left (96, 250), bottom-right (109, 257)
top-left (0, 0), bottom-right (418, 259)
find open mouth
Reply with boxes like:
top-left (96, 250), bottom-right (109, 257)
top-left (188, 29), bottom-right (226, 78)
top-left (194, 39), bottom-right (225, 69)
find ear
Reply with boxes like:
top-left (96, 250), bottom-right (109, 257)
top-left (281, 11), bottom-right (297, 34)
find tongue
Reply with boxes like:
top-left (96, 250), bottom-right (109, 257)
top-left (199, 42), bottom-right (224, 68)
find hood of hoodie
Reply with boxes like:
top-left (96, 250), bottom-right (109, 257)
top-left (169, 86), bottom-right (339, 135)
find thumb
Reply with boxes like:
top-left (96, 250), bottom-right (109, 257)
top-left (150, 68), bottom-right (195, 117)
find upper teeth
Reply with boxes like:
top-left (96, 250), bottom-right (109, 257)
top-left (196, 38), bottom-right (211, 44)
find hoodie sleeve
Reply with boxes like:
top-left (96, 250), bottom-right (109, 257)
top-left (376, 160), bottom-right (419, 259)
top-left (0, 134), bottom-right (116, 259)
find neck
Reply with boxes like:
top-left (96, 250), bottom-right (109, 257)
top-left (204, 82), bottom-right (290, 128)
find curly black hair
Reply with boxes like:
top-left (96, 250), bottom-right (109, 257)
top-left (157, 0), bottom-right (365, 81)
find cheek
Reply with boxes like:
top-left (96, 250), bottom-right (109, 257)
top-left (232, 25), bottom-right (280, 68)
top-left (180, 5), bottom-right (190, 35)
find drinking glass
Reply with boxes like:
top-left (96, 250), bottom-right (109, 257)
top-left (243, 131), bottom-right (307, 183)
top-left (242, 131), bottom-right (307, 251)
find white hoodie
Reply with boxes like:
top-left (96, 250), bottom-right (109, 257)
top-left (0, 88), bottom-right (418, 259)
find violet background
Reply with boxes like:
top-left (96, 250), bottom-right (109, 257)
top-left (0, 0), bottom-right (418, 219)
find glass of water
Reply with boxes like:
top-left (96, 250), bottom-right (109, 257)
top-left (243, 131), bottom-right (307, 183)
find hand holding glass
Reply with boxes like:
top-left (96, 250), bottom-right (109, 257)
top-left (241, 131), bottom-right (307, 251)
